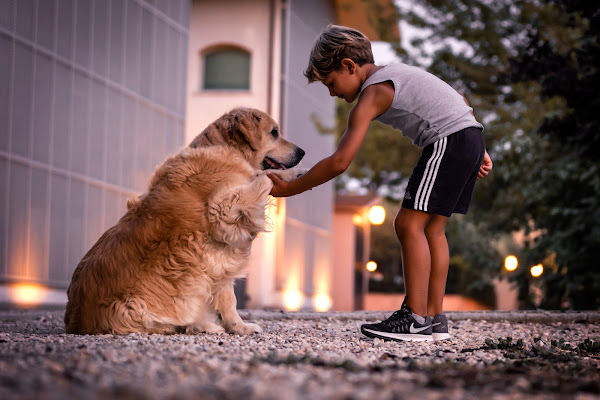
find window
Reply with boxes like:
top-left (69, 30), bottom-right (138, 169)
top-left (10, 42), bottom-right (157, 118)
top-left (202, 47), bottom-right (250, 90)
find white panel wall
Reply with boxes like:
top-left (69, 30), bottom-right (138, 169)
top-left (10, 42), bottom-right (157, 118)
top-left (0, 0), bottom-right (189, 290)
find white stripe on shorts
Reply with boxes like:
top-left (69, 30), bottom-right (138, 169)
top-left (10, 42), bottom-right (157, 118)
top-left (415, 137), bottom-right (447, 212)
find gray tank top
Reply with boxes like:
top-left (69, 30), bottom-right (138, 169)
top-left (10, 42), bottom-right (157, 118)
top-left (360, 63), bottom-right (483, 148)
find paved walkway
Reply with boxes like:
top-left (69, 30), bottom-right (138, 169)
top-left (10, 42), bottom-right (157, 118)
top-left (0, 307), bottom-right (598, 399)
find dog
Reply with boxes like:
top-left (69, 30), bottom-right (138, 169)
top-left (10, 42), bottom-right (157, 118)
top-left (64, 107), bottom-right (305, 334)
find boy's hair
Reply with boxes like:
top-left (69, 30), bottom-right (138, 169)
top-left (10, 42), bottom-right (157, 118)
top-left (304, 24), bottom-right (374, 83)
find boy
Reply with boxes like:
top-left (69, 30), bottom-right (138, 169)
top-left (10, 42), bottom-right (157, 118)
top-left (268, 25), bottom-right (492, 341)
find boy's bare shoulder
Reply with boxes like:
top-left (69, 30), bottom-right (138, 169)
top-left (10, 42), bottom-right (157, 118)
top-left (357, 81), bottom-right (394, 116)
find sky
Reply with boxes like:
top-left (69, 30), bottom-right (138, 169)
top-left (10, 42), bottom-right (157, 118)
top-left (371, 0), bottom-right (475, 68)
top-left (370, 15), bottom-right (432, 66)
top-left (371, 41), bottom-right (402, 65)
top-left (370, 0), bottom-right (428, 66)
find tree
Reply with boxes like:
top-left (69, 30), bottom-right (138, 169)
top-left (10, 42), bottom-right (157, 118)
top-left (500, 0), bottom-right (600, 309)
top-left (399, 0), bottom-right (600, 309)
top-left (336, 0), bottom-right (600, 308)
top-left (332, 0), bottom-right (512, 304)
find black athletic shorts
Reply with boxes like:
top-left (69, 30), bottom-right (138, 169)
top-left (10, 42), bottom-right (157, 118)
top-left (402, 127), bottom-right (485, 218)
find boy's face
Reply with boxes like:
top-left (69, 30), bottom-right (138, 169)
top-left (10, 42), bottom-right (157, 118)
top-left (322, 66), bottom-right (362, 103)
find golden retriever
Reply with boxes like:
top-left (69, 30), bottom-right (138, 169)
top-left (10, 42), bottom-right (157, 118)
top-left (64, 107), bottom-right (305, 334)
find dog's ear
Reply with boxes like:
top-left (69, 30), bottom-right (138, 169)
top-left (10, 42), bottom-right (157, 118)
top-left (229, 109), bottom-right (260, 152)
top-left (189, 122), bottom-right (226, 148)
top-left (250, 109), bottom-right (263, 123)
top-left (189, 108), bottom-right (262, 152)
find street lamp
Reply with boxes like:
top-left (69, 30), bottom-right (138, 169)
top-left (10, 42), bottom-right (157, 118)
top-left (11, 283), bottom-right (45, 305)
top-left (504, 255), bottom-right (518, 271)
top-left (366, 261), bottom-right (377, 272)
top-left (530, 264), bottom-right (544, 278)
top-left (368, 205), bottom-right (385, 225)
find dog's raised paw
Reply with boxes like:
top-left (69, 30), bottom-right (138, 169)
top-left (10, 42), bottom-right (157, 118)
top-left (269, 167), bottom-right (308, 182)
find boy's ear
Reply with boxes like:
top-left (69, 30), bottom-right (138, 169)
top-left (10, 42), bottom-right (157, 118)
top-left (340, 58), bottom-right (356, 73)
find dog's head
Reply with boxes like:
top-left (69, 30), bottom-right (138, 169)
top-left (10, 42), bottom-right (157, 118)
top-left (189, 108), bottom-right (305, 171)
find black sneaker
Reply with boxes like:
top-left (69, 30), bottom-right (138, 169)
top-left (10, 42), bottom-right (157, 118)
top-left (360, 305), bottom-right (432, 342)
top-left (431, 313), bottom-right (450, 341)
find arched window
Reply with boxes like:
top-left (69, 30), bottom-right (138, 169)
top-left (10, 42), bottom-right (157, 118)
top-left (202, 47), bottom-right (250, 90)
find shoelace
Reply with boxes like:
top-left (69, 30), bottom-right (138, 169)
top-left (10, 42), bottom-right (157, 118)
top-left (383, 308), bottom-right (410, 324)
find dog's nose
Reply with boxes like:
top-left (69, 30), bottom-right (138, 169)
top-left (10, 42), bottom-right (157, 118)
top-left (296, 147), bottom-right (305, 161)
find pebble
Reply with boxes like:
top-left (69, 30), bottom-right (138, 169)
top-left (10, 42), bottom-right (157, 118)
top-left (0, 308), bottom-right (598, 400)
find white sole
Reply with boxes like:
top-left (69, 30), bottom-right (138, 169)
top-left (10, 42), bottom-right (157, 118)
top-left (363, 328), bottom-right (433, 342)
top-left (432, 332), bottom-right (451, 341)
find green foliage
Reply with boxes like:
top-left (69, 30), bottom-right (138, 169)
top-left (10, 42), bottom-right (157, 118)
top-left (577, 338), bottom-right (600, 355)
top-left (484, 337), bottom-right (525, 350)
top-left (334, 0), bottom-right (600, 309)
top-left (397, 0), bottom-right (533, 146)
top-left (445, 217), bottom-right (499, 308)
top-left (501, 0), bottom-right (600, 309)
top-left (545, 337), bottom-right (600, 355)
top-left (483, 336), bottom-right (600, 366)
top-left (393, 0), bottom-right (600, 309)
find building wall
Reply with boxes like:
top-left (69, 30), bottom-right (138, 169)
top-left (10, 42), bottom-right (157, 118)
top-left (276, 0), bottom-right (336, 310)
top-left (186, 0), bottom-right (283, 309)
top-left (0, 0), bottom-right (189, 300)
top-left (186, 0), bottom-right (337, 311)
top-left (331, 213), bottom-right (356, 311)
top-left (186, 0), bottom-right (277, 141)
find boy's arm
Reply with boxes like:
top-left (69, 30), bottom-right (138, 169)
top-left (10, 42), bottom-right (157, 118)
top-left (269, 86), bottom-right (388, 197)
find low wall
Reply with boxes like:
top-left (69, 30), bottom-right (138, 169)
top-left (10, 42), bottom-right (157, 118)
top-left (363, 293), bottom-right (491, 312)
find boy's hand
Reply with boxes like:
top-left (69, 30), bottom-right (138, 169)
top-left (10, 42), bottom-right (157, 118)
top-left (268, 173), bottom-right (292, 197)
top-left (478, 150), bottom-right (493, 179)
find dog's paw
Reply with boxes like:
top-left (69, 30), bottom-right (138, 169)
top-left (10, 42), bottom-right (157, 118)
top-left (229, 322), bottom-right (262, 335)
top-left (269, 167), bottom-right (308, 182)
top-left (205, 324), bottom-right (227, 334)
top-left (187, 321), bottom-right (226, 334)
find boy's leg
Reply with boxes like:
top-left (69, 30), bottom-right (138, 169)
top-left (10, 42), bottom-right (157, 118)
top-left (394, 207), bottom-right (433, 318)
top-left (359, 207), bottom-right (434, 342)
top-left (425, 215), bottom-right (449, 317)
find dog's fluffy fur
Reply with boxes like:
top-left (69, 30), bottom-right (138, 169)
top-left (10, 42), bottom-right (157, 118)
top-left (64, 108), bottom-right (305, 335)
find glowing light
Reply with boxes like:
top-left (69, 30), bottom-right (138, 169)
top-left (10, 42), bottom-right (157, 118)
top-left (283, 289), bottom-right (303, 311)
top-left (366, 261), bottom-right (378, 272)
top-left (531, 264), bottom-right (544, 277)
top-left (314, 294), bottom-right (331, 312)
top-left (368, 206), bottom-right (385, 225)
top-left (352, 214), bottom-right (363, 225)
top-left (11, 283), bottom-right (46, 305)
top-left (504, 255), bottom-right (518, 271)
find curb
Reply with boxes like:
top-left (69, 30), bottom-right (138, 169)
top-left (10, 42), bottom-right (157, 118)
top-left (238, 310), bottom-right (600, 324)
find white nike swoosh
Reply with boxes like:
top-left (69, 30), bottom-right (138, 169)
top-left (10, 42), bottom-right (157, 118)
top-left (431, 322), bottom-right (441, 327)
top-left (363, 328), bottom-right (432, 341)
top-left (409, 323), bottom-right (431, 334)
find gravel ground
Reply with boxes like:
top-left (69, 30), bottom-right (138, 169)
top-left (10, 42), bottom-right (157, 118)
top-left (0, 307), bottom-right (599, 400)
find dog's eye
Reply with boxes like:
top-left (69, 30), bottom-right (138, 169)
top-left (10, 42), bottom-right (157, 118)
top-left (270, 128), bottom-right (278, 138)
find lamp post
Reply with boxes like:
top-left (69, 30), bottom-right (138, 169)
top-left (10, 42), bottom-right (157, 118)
top-left (360, 205), bottom-right (386, 308)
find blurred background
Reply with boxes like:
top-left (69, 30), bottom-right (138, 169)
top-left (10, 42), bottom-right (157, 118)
top-left (0, 0), bottom-right (598, 312)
